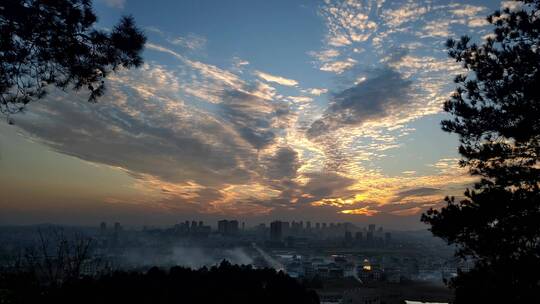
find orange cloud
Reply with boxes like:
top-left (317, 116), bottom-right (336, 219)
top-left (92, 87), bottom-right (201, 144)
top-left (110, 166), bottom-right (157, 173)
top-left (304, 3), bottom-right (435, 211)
top-left (390, 207), bottom-right (423, 216)
top-left (340, 207), bottom-right (379, 216)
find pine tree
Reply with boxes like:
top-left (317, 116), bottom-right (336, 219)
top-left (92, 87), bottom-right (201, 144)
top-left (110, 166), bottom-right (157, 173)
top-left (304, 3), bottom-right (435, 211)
top-left (422, 1), bottom-right (540, 302)
top-left (0, 0), bottom-right (146, 118)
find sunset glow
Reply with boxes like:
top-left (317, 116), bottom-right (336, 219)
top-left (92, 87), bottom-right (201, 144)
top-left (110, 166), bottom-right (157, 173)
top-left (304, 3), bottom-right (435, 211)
top-left (0, 0), bottom-right (507, 228)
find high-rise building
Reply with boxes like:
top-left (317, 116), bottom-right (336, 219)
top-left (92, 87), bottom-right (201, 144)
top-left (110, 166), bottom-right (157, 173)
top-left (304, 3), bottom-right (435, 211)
top-left (99, 222), bottom-right (107, 234)
top-left (114, 222), bottom-right (122, 233)
top-left (256, 223), bottom-right (266, 235)
top-left (217, 220), bottom-right (239, 236)
top-left (218, 220), bottom-right (228, 235)
top-left (316, 223), bottom-right (321, 230)
top-left (385, 232), bottom-right (392, 243)
top-left (270, 221), bottom-right (283, 241)
top-left (306, 221), bottom-right (311, 230)
top-left (368, 224), bottom-right (376, 233)
top-left (282, 221), bottom-right (290, 236)
top-left (229, 220), bottom-right (239, 234)
top-left (366, 231), bottom-right (374, 242)
top-left (355, 231), bottom-right (363, 241)
top-left (345, 231), bottom-right (353, 243)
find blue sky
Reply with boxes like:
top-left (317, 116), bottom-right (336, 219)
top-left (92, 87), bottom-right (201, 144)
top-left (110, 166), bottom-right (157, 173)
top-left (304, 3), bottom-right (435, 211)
top-left (0, 0), bottom-right (518, 228)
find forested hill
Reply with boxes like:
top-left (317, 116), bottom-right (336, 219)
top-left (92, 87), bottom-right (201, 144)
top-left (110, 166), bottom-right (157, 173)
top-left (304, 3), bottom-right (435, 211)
top-left (0, 261), bottom-right (319, 304)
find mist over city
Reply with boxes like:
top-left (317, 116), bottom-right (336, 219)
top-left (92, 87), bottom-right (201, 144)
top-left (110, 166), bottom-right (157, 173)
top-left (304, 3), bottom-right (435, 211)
top-left (1, 0), bottom-right (539, 303)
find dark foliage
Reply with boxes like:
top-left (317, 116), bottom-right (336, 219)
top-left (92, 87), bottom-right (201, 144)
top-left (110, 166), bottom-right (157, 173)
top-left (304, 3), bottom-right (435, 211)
top-left (0, 261), bottom-right (320, 304)
top-left (0, 0), bottom-right (146, 118)
top-left (422, 0), bottom-right (540, 302)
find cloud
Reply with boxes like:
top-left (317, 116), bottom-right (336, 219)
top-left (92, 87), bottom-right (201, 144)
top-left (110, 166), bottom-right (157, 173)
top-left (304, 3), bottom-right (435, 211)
top-left (308, 49), bottom-right (340, 62)
top-left (449, 4), bottom-right (486, 17)
top-left (219, 89), bottom-right (291, 150)
top-left (146, 43), bottom-right (187, 61)
top-left (13, 66), bottom-right (258, 191)
top-left (287, 96), bottom-right (313, 104)
top-left (382, 2), bottom-right (429, 28)
top-left (145, 28), bottom-right (206, 51)
top-left (301, 172), bottom-right (356, 198)
top-left (231, 57), bottom-right (250, 73)
top-left (303, 88), bottom-right (328, 96)
top-left (186, 59), bottom-right (244, 90)
top-left (389, 206), bottom-right (422, 216)
top-left (168, 33), bottom-right (207, 50)
top-left (307, 68), bottom-right (412, 138)
top-left (254, 71), bottom-right (298, 87)
top-left (8, 0), bottom-right (492, 224)
top-left (448, 4), bottom-right (488, 27)
top-left (402, 170), bottom-right (417, 176)
top-left (319, 0), bottom-right (379, 47)
top-left (340, 207), bottom-right (379, 216)
top-left (234, 58), bottom-right (249, 66)
top-left (262, 147), bottom-right (300, 181)
top-left (501, 1), bottom-right (524, 11)
top-left (147, 42), bottom-right (244, 92)
top-left (418, 20), bottom-right (453, 38)
top-left (395, 187), bottom-right (441, 200)
top-left (429, 158), bottom-right (465, 175)
top-left (320, 58), bottom-right (357, 74)
top-left (468, 17), bottom-right (489, 27)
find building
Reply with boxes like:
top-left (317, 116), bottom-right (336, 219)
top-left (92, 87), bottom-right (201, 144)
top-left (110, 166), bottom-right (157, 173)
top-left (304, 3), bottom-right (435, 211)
top-left (358, 259), bottom-right (383, 283)
top-left (114, 222), bottom-right (122, 234)
top-left (367, 231), bottom-right (374, 242)
top-left (385, 232), bottom-right (392, 243)
top-left (345, 231), bottom-right (353, 243)
top-left (282, 221), bottom-right (290, 236)
top-left (229, 220), bottom-right (239, 234)
top-left (218, 220), bottom-right (228, 234)
top-left (217, 220), bottom-right (239, 236)
top-left (99, 222), bottom-right (107, 235)
top-left (270, 221), bottom-right (283, 241)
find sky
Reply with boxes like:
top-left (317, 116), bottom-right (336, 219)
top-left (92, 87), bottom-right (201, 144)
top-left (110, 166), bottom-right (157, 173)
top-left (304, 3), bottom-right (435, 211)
top-left (0, 0), bottom-right (518, 229)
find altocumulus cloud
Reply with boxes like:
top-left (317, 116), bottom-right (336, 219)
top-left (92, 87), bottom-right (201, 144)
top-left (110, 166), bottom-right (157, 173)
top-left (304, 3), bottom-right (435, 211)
top-left (219, 89), bottom-right (292, 150)
top-left (307, 68), bottom-right (412, 139)
top-left (14, 67), bottom-right (256, 189)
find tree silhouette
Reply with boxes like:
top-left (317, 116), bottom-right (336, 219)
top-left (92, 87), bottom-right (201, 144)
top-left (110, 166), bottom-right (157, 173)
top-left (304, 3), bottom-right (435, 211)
top-left (0, 261), bottom-right (320, 304)
top-left (0, 0), bottom-right (146, 119)
top-left (422, 0), bottom-right (540, 302)
top-left (21, 228), bottom-right (101, 287)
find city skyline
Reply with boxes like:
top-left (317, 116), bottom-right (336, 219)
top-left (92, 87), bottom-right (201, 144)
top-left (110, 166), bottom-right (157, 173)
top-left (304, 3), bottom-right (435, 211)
top-left (0, 0), bottom-right (510, 228)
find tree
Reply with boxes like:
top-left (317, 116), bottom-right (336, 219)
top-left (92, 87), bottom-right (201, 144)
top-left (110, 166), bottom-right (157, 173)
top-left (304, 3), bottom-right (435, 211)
top-left (25, 228), bottom-right (101, 285)
top-left (422, 0), bottom-right (540, 302)
top-left (0, 0), bottom-right (146, 119)
top-left (0, 261), bottom-right (320, 304)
